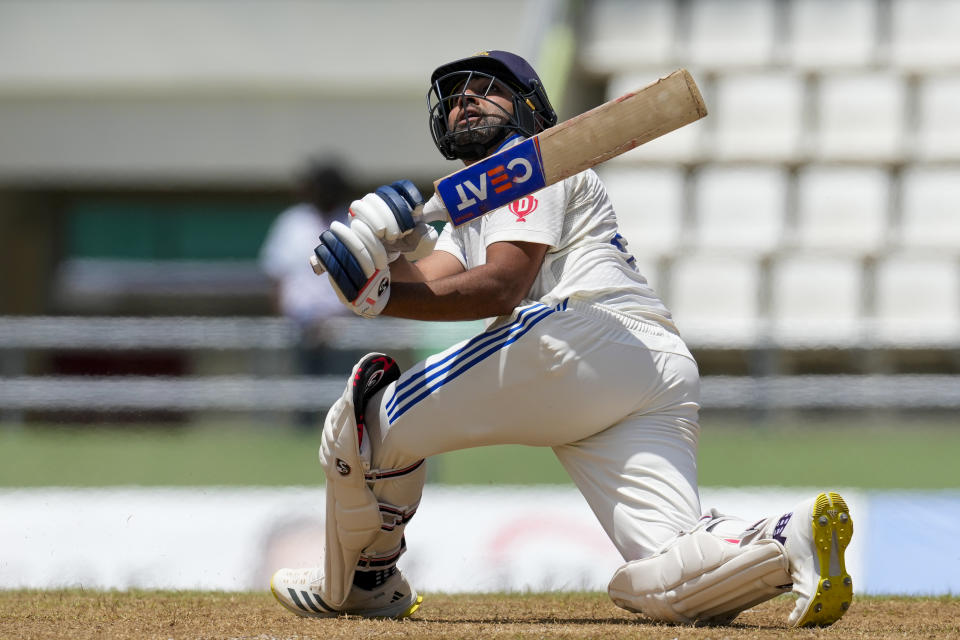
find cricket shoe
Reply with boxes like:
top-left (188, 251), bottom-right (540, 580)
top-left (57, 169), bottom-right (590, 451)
top-left (271, 566), bottom-right (422, 619)
top-left (774, 492), bottom-right (854, 627)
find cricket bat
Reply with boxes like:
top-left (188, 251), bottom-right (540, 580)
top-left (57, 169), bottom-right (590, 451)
top-left (421, 68), bottom-right (707, 226)
top-left (311, 69), bottom-right (706, 276)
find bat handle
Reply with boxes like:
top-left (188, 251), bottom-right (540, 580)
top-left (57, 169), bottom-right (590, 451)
top-left (419, 197), bottom-right (449, 224)
top-left (309, 252), bottom-right (326, 276)
top-left (311, 195), bottom-right (449, 276)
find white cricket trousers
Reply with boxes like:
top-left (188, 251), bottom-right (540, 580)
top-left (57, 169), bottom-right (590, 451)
top-left (366, 299), bottom-right (702, 561)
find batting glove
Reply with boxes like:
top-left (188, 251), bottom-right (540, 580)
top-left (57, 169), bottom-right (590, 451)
top-left (313, 220), bottom-right (391, 318)
top-left (349, 180), bottom-right (438, 262)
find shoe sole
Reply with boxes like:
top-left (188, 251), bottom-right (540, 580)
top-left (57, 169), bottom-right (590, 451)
top-left (347, 594), bottom-right (423, 619)
top-left (396, 595), bottom-right (424, 619)
top-left (794, 492), bottom-right (854, 627)
top-left (270, 574), bottom-right (423, 620)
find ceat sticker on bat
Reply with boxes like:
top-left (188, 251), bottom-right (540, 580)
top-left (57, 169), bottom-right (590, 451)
top-left (436, 137), bottom-right (547, 227)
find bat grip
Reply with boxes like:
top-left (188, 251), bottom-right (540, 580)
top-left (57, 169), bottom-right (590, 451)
top-left (309, 252), bottom-right (326, 276)
top-left (311, 195), bottom-right (448, 276)
top-left (419, 197), bottom-right (448, 224)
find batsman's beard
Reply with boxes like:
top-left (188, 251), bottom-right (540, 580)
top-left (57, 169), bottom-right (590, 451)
top-left (451, 113), bottom-right (508, 147)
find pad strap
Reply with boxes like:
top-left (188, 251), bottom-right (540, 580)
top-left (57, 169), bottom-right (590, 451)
top-left (357, 538), bottom-right (406, 570)
top-left (353, 566), bottom-right (398, 591)
top-left (365, 458), bottom-right (425, 482)
top-left (380, 501), bottom-right (419, 532)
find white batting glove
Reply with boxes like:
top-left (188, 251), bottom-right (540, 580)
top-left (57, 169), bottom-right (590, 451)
top-left (384, 220), bottom-right (439, 262)
top-left (348, 180), bottom-right (424, 244)
top-left (313, 220), bottom-right (391, 318)
top-left (349, 180), bottom-right (437, 263)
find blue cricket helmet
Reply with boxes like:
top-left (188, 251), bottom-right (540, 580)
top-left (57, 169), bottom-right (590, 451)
top-left (427, 50), bottom-right (558, 161)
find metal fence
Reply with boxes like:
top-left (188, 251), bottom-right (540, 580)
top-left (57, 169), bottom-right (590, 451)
top-left (2, 315), bottom-right (958, 415)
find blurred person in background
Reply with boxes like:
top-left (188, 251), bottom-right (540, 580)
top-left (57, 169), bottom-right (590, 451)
top-left (259, 158), bottom-right (355, 427)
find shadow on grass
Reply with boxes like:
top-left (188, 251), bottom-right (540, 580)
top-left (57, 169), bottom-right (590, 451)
top-left (400, 615), bottom-right (786, 630)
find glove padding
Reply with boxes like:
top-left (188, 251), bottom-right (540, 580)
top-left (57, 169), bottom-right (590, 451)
top-left (314, 220), bottom-right (391, 318)
top-left (349, 180), bottom-right (438, 262)
top-left (349, 180), bottom-right (423, 243)
top-left (386, 221), bottom-right (439, 263)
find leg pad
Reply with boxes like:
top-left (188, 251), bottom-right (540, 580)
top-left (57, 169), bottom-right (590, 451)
top-left (318, 353), bottom-right (423, 608)
top-left (608, 529), bottom-right (792, 624)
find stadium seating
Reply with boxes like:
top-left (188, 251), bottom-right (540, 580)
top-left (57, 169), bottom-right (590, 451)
top-left (872, 252), bottom-right (960, 346)
top-left (584, 0), bottom-right (960, 361)
top-left (915, 75), bottom-right (960, 161)
top-left (710, 72), bottom-right (805, 162)
top-left (898, 167), bottom-right (960, 252)
top-left (663, 252), bottom-right (764, 347)
top-left (890, 0), bottom-right (960, 71)
top-left (599, 166), bottom-right (687, 259)
top-left (4, 0), bottom-right (960, 420)
top-left (768, 253), bottom-right (865, 347)
top-left (687, 0), bottom-right (776, 70)
top-left (787, 0), bottom-right (877, 70)
top-left (691, 165), bottom-right (788, 254)
top-left (580, 0), bottom-right (676, 73)
top-left (813, 72), bottom-right (907, 162)
top-left (792, 166), bottom-right (890, 254)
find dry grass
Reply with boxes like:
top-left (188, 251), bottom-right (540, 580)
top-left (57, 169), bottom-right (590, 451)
top-left (2, 591), bottom-right (959, 640)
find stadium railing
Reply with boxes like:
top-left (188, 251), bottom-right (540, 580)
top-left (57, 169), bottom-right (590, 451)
top-left (2, 315), bottom-right (958, 415)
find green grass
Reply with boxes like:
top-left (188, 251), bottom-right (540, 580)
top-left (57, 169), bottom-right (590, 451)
top-left (1, 418), bottom-right (958, 489)
top-left (439, 420), bottom-right (960, 489)
top-left (0, 424), bottom-right (325, 487)
top-left (696, 421), bottom-right (960, 489)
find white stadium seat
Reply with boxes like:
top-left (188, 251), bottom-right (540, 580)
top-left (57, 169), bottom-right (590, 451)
top-left (891, 0), bottom-right (960, 71)
top-left (692, 165), bottom-right (787, 254)
top-left (580, 0), bottom-right (677, 73)
top-left (605, 73), bottom-right (706, 164)
top-left (898, 167), bottom-right (960, 252)
top-left (768, 253), bottom-right (865, 347)
top-left (665, 252), bottom-right (763, 347)
top-left (710, 72), bottom-right (805, 161)
top-left (872, 252), bottom-right (960, 345)
top-left (599, 166), bottom-right (686, 259)
top-left (788, 0), bottom-right (877, 69)
top-left (814, 72), bottom-right (906, 162)
top-left (915, 76), bottom-right (960, 162)
top-left (793, 166), bottom-right (890, 254)
top-left (687, 0), bottom-right (776, 69)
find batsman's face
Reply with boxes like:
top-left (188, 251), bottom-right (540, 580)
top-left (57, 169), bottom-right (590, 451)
top-left (446, 75), bottom-right (515, 145)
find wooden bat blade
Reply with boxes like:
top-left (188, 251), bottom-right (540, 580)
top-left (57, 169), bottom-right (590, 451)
top-left (539, 68), bottom-right (706, 184)
top-left (422, 68), bottom-right (707, 226)
top-left (311, 70), bottom-right (706, 276)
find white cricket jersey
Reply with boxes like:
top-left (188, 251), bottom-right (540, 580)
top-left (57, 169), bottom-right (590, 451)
top-left (259, 203), bottom-right (349, 324)
top-left (432, 141), bottom-right (679, 334)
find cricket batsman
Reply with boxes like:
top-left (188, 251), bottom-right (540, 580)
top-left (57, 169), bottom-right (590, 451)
top-left (270, 50), bottom-right (854, 627)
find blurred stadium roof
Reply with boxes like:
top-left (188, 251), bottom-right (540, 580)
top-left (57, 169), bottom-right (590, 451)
top-left (0, 0), bottom-right (569, 186)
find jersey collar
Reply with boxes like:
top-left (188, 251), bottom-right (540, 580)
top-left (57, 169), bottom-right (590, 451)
top-left (493, 133), bottom-right (525, 153)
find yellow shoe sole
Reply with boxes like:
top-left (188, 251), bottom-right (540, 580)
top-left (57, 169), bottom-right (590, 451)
top-left (794, 492), bottom-right (854, 627)
top-left (398, 595), bottom-right (424, 619)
